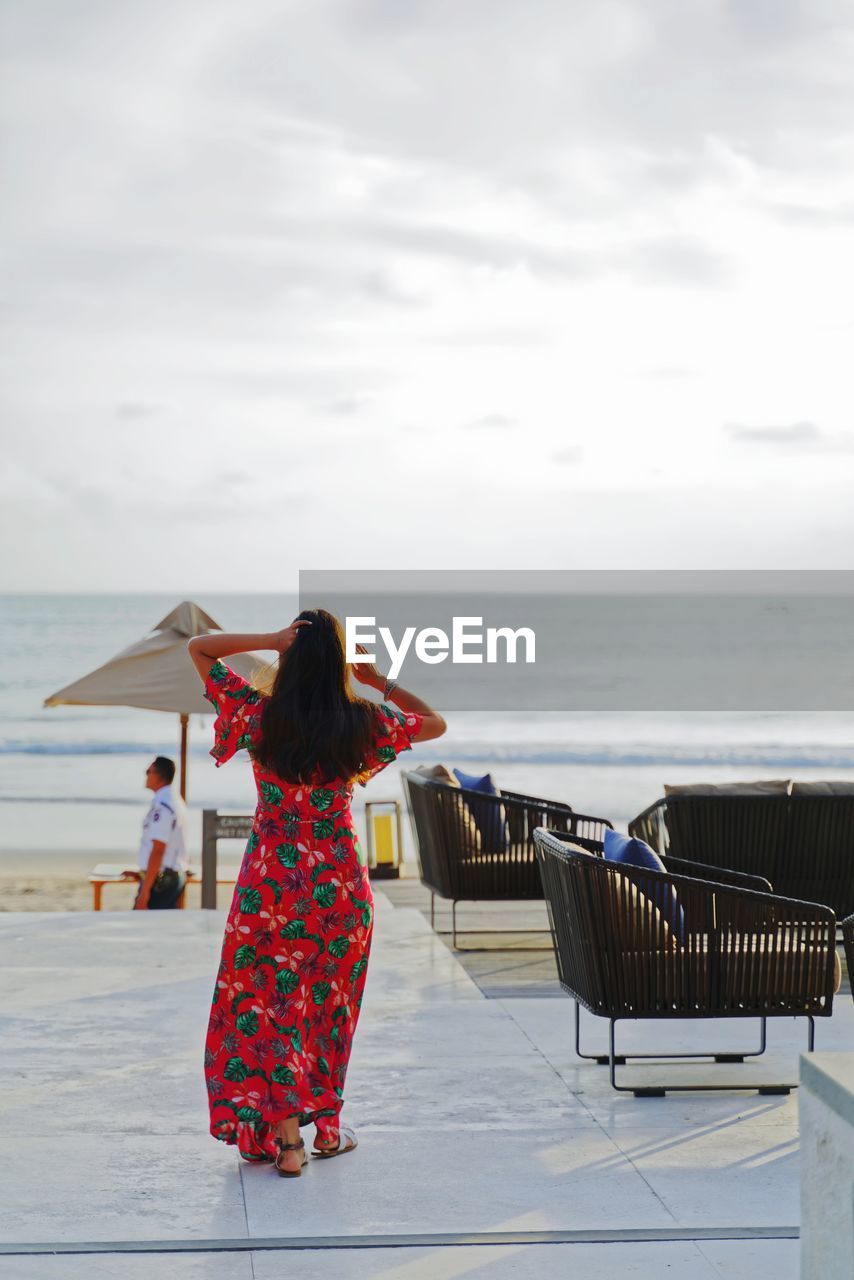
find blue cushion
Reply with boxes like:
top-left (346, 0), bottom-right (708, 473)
top-left (603, 829), bottom-right (665, 872)
top-left (603, 829), bottom-right (685, 942)
top-left (452, 769), bottom-right (507, 853)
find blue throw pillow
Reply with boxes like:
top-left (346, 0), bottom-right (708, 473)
top-left (452, 768), bottom-right (507, 853)
top-left (603, 829), bottom-right (685, 942)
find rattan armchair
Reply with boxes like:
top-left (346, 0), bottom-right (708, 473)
top-left (401, 771), bottom-right (612, 948)
top-left (534, 827), bottom-right (837, 1096)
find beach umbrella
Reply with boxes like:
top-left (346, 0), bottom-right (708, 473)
top-left (44, 600), bottom-right (266, 799)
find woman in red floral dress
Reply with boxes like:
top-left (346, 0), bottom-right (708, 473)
top-left (188, 610), bottom-right (446, 1175)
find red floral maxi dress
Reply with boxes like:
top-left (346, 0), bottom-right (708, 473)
top-left (202, 659), bottom-right (423, 1161)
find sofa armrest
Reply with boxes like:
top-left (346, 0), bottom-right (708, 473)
top-left (568, 810), bottom-right (613, 840)
top-left (628, 798), bottom-right (668, 854)
top-left (663, 855), bottom-right (773, 894)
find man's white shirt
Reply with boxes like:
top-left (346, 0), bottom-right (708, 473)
top-left (138, 785), bottom-right (187, 872)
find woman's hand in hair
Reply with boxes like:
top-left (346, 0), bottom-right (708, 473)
top-left (272, 620), bottom-right (312, 654)
top-left (188, 624), bottom-right (311, 681)
top-left (350, 643), bottom-right (384, 690)
top-left (351, 646), bottom-right (446, 741)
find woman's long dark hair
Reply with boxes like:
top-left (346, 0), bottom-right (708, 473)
top-left (253, 609), bottom-right (378, 784)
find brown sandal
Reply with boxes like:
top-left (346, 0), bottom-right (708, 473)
top-left (312, 1125), bottom-right (358, 1159)
top-left (274, 1137), bottom-right (308, 1177)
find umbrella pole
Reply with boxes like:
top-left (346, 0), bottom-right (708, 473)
top-left (179, 714), bottom-right (189, 800)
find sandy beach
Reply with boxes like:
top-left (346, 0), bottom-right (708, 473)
top-left (0, 851), bottom-right (242, 912)
top-left (0, 854), bottom-right (421, 912)
top-left (0, 875), bottom-right (247, 912)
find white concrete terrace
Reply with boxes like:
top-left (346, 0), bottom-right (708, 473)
top-left (1, 896), bottom-right (852, 1278)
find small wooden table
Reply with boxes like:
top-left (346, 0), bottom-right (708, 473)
top-left (88, 864), bottom-right (236, 911)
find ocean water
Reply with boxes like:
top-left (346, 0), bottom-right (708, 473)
top-left (3, 594), bottom-right (854, 864)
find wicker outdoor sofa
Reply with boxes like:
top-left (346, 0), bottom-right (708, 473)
top-left (401, 770), bottom-right (612, 948)
top-left (533, 827), bottom-right (838, 1096)
top-left (629, 782), bottom-right (854, 918)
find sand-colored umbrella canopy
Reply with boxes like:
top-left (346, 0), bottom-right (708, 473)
top-left (44, 601), bottom-right (267, 798)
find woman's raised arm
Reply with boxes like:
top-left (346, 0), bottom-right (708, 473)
top-left (187, 622), bottom-right (310, 681)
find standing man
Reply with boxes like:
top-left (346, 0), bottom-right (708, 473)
top-left (135, 756), bottom-right (188, 910)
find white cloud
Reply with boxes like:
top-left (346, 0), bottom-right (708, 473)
top-left (726, 421), bottom-right (854, 453)
top-left (464, 414), bottom-right (516, 430)
top-left (3, 0), bottom-right (854, 587)
top-left (552, 446), bottom-right (584, 466)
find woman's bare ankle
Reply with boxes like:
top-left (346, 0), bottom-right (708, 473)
top-left (276, 1117), bottom-right (302, 1155)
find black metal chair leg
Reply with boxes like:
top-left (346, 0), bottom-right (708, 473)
top-left (575, 1001), bottom-right (626, 1064)
top-left (606, 1015), bottom-right (794, 1097)
top-left (607, 1022), bottom-right (665, 1097)
top-left (607, 1021), bottom-right (664, 1095)
top-left (424, 894), bottom-right (554, 951)
top-left (714, 1016), bottom-right (767, 1063)
top-left (577, 1004), bottom-right (766, 1067)
top-left (807, 1015), bottom-right (815, 1052)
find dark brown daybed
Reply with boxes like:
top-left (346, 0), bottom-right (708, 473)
top-left (629, 781), bottom-right (854, 918)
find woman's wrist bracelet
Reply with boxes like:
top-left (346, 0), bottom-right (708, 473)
top-left (383, 679), bottom-right (399, 702)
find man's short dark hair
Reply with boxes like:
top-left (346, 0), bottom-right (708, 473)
top-left (152, 756), bottom-right (176, 784)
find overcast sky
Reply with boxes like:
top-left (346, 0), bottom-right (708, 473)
top-left (3, 0), bottom-right (854, 591)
